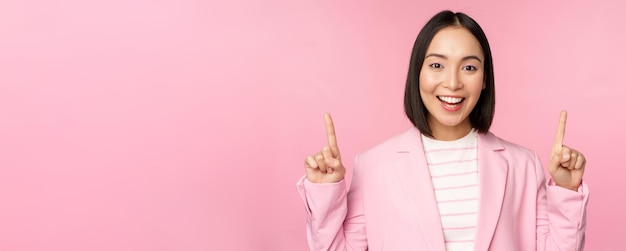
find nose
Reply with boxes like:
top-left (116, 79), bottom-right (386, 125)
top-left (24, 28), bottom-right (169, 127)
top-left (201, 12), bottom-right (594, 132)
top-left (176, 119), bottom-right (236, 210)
top-left (443, 70), bottom-right (463, 90)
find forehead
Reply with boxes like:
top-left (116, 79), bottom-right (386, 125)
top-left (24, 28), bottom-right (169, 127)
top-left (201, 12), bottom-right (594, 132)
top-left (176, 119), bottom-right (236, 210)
top-left (426, 26), bottom-right (483, 57)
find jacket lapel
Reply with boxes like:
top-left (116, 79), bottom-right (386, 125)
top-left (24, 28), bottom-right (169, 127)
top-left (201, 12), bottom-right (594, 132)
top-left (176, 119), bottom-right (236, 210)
top-left (395, 128), bottom-right (446, 251)
top-left (474, 132), bottom-right (508, 251)
top-left (395, 129), bottom-right (509, 251)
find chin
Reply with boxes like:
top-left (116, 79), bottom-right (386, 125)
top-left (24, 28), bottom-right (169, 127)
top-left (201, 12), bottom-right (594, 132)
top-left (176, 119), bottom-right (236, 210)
top-left (433, 114), bottom-right (470, 128)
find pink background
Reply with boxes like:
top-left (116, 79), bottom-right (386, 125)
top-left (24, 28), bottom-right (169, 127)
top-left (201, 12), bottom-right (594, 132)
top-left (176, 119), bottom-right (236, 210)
top-left (0, 0), bottom-right (624, 250)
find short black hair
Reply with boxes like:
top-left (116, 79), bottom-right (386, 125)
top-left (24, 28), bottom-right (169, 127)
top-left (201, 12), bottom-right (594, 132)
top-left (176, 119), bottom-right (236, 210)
top-left (404, 10), bottom-right (495, 137)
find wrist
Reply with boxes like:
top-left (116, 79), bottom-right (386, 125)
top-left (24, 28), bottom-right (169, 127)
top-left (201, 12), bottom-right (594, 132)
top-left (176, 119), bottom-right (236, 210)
top-left (548, 178), bottom-right (581, 191)
top-left (559, 185), bottom-right (579, 191)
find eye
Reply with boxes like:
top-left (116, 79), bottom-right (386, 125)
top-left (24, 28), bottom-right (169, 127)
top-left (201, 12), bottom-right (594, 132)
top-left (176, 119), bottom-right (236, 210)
top-left (430, 63), bottom-right (442, 69)
top-left (463, 65), bottom-right (477, 71)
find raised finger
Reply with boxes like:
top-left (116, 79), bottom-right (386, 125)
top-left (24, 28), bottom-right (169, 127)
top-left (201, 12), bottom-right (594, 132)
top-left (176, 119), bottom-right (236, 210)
top-left (324, 113), bottom-right (340, 157)
top-left (322, 146), bottom-right (333, 162)
top-left (552, 110), bottom-right (567, 153)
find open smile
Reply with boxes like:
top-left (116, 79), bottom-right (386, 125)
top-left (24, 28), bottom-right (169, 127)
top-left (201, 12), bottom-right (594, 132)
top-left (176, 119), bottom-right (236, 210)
top-left (437, 96), bottom-right (465, 104)
top-left (437, 96), bottom-right (465, 111)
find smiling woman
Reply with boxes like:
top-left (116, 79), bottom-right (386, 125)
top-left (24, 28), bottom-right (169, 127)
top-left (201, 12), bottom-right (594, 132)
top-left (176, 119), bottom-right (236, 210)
top-left (297, 10), bottom-right (588, 251)
top-left (404, 12), bottom-right (495, 141)
top-left (418, 26), bottom-right (486, 141)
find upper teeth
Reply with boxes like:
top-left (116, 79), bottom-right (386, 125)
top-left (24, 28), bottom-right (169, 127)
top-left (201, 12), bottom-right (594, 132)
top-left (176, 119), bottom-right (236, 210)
top-left (439, 96), bottom-right (463, 104)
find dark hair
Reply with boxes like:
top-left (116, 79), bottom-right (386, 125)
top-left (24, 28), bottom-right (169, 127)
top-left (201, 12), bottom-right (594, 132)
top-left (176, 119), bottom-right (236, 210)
top-left (404, 10), bottom-right (495, 137)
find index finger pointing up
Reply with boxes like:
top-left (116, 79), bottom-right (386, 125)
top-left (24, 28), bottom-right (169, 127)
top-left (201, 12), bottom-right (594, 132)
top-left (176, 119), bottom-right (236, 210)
top-left (552, 110), bottom-right (568, 152)
top-left (324, 113), bottom-right (340, 157)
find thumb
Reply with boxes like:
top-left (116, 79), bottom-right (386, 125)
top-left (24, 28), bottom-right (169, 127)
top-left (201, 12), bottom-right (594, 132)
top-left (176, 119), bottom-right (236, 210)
top-left (548, 154), bottom-right (560, 174)
top-left (327, 158), bottom-right (342, 169)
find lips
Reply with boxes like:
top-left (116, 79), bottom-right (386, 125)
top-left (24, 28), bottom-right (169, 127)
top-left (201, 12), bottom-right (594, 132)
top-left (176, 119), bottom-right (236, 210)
top-left (436, 96), bottom-right (465, 112)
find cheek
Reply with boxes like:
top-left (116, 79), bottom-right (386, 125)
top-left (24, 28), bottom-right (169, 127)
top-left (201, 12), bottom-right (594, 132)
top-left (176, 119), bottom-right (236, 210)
top-left (419, 72), bottom-right (438, 92)
top-left (461, 73), bottom-right (484, 92)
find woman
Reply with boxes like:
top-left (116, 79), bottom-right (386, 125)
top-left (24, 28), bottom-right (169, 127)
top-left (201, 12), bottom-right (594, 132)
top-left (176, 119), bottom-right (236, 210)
top-left (296, 10), bottom-right (588, 251)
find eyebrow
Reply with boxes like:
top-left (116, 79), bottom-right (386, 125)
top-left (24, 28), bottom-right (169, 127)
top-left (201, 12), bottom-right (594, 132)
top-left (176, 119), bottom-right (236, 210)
top-left (425, 53), bottom-right (483, 63)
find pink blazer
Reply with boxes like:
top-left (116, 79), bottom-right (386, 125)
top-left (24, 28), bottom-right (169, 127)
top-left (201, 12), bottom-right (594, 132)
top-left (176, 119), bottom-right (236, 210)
top-left (297, 127), bottom-right (588, 251)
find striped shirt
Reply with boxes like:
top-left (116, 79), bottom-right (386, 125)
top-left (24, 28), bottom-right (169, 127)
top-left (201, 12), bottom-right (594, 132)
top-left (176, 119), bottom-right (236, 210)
top-left (421, 129), bottom-right (478, 251)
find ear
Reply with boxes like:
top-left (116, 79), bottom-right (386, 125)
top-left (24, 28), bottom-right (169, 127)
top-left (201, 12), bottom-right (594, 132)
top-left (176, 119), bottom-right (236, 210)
top-left (482, 82), bottom-right (486, 90)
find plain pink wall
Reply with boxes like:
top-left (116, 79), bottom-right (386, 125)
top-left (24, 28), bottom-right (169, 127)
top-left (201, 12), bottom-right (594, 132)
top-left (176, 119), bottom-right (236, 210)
top-left (0, 0), bottom-right (623, 250)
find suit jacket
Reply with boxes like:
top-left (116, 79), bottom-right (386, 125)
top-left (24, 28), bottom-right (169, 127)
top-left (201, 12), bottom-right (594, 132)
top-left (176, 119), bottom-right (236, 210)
top-left (297, 127), bottom-right (588, 251)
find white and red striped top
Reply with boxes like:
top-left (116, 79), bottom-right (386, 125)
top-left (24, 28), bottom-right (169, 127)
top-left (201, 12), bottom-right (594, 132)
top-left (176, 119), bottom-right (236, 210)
top-left (421, 129), bottom-right (478, 251)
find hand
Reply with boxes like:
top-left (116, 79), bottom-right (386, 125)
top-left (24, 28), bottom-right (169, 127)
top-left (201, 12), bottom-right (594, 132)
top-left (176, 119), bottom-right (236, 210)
top-left (304, 113), bottom-right (346, 183)
top-left (548, 110), bottom-right (586, 191)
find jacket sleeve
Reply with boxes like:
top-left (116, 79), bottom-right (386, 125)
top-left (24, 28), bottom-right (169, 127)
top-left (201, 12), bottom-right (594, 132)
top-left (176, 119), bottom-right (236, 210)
top-left (295, 155), bottom-right (367, 251)
top-left (535, 153), bottom-right (589, 251)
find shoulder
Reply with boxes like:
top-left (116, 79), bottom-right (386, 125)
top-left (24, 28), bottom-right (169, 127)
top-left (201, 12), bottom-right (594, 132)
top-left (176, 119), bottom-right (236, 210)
top-left (481, 131), bottom-right (539, 162)
top-left (355, 127), bottom-right (420, 164)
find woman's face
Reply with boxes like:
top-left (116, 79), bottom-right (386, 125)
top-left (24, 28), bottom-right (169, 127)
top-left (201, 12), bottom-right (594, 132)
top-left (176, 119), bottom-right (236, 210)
top-left (419, 26), bottom-right (485, 140)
